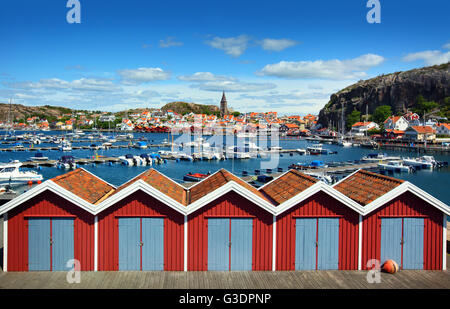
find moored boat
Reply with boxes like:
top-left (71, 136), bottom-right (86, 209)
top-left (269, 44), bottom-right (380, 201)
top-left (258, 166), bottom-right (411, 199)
top-left (378, 160), bottom-right (412, 172)
top-left (183, 172), bottom-right (210, 182)
top-left (0, 161), bottom-right (43, 186)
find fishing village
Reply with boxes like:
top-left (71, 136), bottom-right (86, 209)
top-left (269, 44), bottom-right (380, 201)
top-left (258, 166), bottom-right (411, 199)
top-left (0, 0), bottom-right (449, 297)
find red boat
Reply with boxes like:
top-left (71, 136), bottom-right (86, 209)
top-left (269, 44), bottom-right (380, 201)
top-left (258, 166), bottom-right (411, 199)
top-left (183, 172), bottom-right (210, 182)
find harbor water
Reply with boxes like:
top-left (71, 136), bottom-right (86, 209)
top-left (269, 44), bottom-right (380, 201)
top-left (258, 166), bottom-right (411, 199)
top-left (1, 131), bottom-right (450, 206)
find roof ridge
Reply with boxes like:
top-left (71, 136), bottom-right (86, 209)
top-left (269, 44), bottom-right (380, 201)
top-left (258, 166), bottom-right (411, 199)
top-left (290, 169), bottom-right (320, 183)
top-left (50, 168), bottom-right (82, 182)
top-left (357, 169), bottom-right (404, 184)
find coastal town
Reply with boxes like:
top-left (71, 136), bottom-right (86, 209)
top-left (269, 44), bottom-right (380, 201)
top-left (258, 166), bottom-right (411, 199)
top-left (0, 0), bottom-right (449, 296)
top-left (1, 92), bottom-right (450, 147)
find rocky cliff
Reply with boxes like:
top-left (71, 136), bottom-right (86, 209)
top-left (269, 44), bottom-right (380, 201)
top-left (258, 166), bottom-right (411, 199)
top-left (318, 62), bottom-right (450, 127)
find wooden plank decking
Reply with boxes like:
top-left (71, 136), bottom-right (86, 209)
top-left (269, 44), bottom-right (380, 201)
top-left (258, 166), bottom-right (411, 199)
top-left (0, 217), bottom-right (448, 289)
top-left (0, 267), bottom-right (448, 289)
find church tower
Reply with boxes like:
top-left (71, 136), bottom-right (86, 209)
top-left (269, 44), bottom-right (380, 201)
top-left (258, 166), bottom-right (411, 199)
top-left (220, 91), bottom-right (229, 117)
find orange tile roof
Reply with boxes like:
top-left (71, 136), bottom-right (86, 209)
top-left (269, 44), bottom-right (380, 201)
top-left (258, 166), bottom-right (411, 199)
top-left (384, 116), bottom-right (402, 124)
top-left (334, 170), bottom-right (404, 206)
top-left (284, 123), bottom-right (299, 128)
top-left (352, 122), bottom-right (372, 127)
top-left (437, 123), bottom-right (450, 130)
top-left (189, 169), bottom-right (272, 204)
top-left (409, 126), bottom-right (435, 134)
top-left (111, 168), bottom-right (187, 205)
top-left (259, 170), bottom-right (318, 205)
top-left (51, 169), bottom-right (115, 205)
top-left (385, 129), bottom-right (405, 134)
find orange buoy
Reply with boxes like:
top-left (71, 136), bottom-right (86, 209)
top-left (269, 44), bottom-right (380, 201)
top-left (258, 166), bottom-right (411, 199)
top-left (27, 180), bottom-right (33, 186)
top-left (382, 259), bottom-right (399, 274)
top-left (37, 180), bottom-right (42, 184)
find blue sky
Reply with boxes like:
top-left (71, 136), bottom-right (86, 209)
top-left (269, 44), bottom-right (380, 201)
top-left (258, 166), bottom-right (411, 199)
top-left (0, 0), bottom-right (449, 115)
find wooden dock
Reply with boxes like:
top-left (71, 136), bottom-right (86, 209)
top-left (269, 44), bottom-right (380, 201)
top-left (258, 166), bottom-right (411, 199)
top-left (0, 268), bottom-right (448, 289)
top-left (380, 144), bottom-right (450, 155)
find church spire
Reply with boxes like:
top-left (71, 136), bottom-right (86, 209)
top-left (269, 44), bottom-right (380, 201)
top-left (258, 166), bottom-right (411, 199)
top-left (220, 91), bottom-right (228, 117)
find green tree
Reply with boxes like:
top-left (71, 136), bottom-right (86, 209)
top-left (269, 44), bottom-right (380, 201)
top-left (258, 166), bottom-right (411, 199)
top-left (414, 95), bottom-right (438, 116)
top-left (373, 105), bottom-right (392, 126)
top-left (346, 109), bottom-right (361, 130)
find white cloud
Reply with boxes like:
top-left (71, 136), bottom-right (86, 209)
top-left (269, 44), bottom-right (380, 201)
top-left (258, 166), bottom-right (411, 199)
top-left (205, 35), bottom-right (250, 57)
top-left (117, 67), bottom-right (171, 84)
top-left (259, 38), bottom-right (299, 52)
top-left (443, 43), bottom-right (450, 50)
top-left (192, 80), bottom-right (276, 92)
top-left (177, 72), bottom-right (236, 82)
top-left (257, 54), bottom-right (385, 80)
top-left (7, 78), bottom-right (119, 92)
top-left (402, 50), bottom-right (450, 66)
top-left (159, 37), bottom-right (183, 48)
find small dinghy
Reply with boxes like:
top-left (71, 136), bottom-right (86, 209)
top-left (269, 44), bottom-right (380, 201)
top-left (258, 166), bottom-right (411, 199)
top-left (183, 172), bottom-right (210, 182)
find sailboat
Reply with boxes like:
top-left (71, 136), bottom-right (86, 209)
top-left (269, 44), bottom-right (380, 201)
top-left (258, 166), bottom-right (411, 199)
top-left (337, 104), bottom-right (352, 147)
top-left (4, 98), bottom-right (16, 141)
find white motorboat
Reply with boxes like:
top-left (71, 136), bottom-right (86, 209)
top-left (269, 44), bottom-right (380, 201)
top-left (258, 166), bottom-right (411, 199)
top-left (0, 161), bottom-right (43, 186)
top-left (378, 160), bottom-right (412, 172)
top-left (305, 172), bottom-right (333, 185)
top-left (58, 141), bottom-right (72, 151)
top-left (341, 141), bottom-right (352, 147)
top-left (57, 156), bottom-right (77, 169)
top-left (362, 153), bottom-right (401, 162)
top-left (119, 154), bottom-right (135, 166)
top-left (30, 137), bottom-right (42, 145)
top-left (307, 144), bottom-right (327, 155)
top-left (296, 148), bottom-right (307, 155)
top-left (102, 142), bottom-right (113, 149)
top-left (178, 153), bottom-right (194, 161)
top-left (403, 156), bottom-right (436, 169)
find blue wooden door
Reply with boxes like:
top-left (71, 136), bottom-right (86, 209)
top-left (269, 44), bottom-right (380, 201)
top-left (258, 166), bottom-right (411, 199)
top-left (295, 218), bottom-right (317, 270)
top-left (118, 218), bottom-right (140, 270)
top-left (141, 218), bottom-right (164, 271)
top-left (208, 218), bottom-right (229, 271)
top-left (403, 218), bottom-right (424, 269)
top-left (380, 218), bottom-right (402, 265)
top-left (317, 218), bottom-right (339, 270)
top-left (52, 218), bottom-right (74, 271)
top-left (230, 218), bottom-right (253, 271)
top-left (28, 218), bottom-right (51, 271)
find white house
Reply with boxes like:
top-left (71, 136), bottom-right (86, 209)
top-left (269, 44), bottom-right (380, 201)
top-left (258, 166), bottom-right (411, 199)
top-left (384, 116), bottom-right (409, 131)
top-left (119, 119), bottom-right (134, 131)
top-left (351, 121), bottom-right (380, 136)
top-left (99, 115), bottom-right (116, 122)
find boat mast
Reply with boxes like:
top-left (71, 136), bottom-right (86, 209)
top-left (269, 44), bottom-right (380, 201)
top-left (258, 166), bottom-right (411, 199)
top-left (365, 103), bottom-right (368, 138)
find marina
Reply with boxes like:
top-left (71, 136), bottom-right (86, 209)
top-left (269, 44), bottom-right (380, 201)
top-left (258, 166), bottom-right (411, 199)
top-left (1, 131), bottom-right (449, 206)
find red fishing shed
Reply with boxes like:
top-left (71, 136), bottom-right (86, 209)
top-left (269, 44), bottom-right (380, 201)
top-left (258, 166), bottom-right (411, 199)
top-left (1, 169), bottom-right (113, 271)
top-left (187, 169), bottom-right (275, 271)
top-left (260, 170), bottom-right (360, 271)
top-left (334, 170), bottom-right (448, 270)
top-left (96, 169), bottom-right (187, 271)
